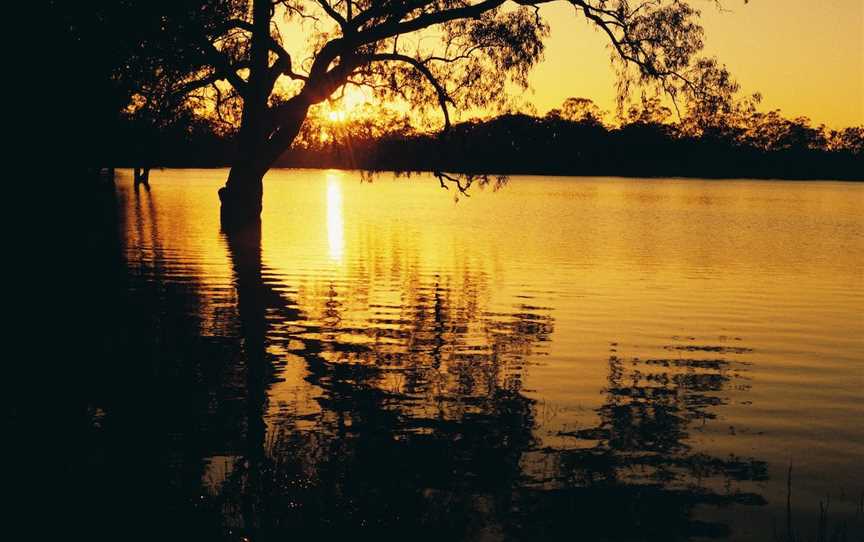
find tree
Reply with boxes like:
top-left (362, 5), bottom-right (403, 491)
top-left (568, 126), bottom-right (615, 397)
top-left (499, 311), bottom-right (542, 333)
top-left (826, 126), bottom-right (864, 155)
top-left (621, 95), bottom-right (673, 126)
top-left (117, 0), bottom-right (742, 226)
top-left (49, 0), bottom-right (243, 179)
top-left (547, 97), bottom-right (605, 126)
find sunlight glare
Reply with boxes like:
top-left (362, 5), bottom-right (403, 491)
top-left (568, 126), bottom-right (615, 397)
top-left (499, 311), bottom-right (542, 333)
top-left (326, 173), bottom-right (345, 263)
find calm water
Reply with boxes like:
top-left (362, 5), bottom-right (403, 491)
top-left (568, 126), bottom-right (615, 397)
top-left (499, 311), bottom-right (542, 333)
top-left (94, 169), bottom-right (863, 540)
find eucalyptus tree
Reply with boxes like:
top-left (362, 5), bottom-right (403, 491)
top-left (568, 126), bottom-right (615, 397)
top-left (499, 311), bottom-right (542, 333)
top-left (133, 0), bottom-right (741, 226)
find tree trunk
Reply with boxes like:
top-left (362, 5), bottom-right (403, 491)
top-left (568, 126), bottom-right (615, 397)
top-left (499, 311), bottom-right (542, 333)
top-left (219, 0), bottom-right (272, 230)
top-left (217, 0), bottom-right (316, 229)
top-left (219, 163), bottom-right (265, 228)
top-left (134, 166), bottom-right (150, 187)
top-left (219, 103), bottom-right (311, 228)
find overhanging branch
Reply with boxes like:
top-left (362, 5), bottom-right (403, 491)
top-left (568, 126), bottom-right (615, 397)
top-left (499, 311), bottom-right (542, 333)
top-left (362, 53), bottom-right (454, 130)
top-left (353, 0), bottom-right (506, 48)
top-left (316, 0), bottom-right (348, 28)
top-left (201, 40), bottom-right (250, 97)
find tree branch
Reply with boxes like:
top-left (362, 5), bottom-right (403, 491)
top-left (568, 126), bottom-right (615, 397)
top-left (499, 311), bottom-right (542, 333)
top-left (353, 0), bottom-right (506, 47)
top-left (434, 172), bottom-right (473, 195)
top-left (171, 72), bottom-right (222, 101)
top-left (362, 53), bottom-right (453, 130)
top-left (200, 40), bottom-right (249, 97)
top-left (316, 0), bottom-right (348, 28)
top-left (349, 0), bottom-right (435, 32)
top-left (214, 17), bottom-right (309, 90)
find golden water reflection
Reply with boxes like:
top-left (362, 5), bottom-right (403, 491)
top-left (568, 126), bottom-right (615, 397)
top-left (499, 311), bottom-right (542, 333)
top-left (111, 169), bottom-right (863, 541)
top-left (326, 172), bottom-right (345, 264)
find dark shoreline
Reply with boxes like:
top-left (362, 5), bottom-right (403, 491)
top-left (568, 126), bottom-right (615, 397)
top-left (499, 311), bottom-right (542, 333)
top-left (107, 165), bottom-right (864, 183)
top-left (90, 112), bottom-right (862, 183)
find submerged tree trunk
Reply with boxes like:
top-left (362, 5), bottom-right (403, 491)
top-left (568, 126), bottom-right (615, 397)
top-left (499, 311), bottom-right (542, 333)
top-left (134, 166), bottom-right (150, 187)
top-left (219, 163), bottom-right (265, 227)
top-left (217, 0), bottom-right (318, 229)
top-left (218, 0), bottom-right (272, 230)
top-left (219, 100), bottom-right (310, 228)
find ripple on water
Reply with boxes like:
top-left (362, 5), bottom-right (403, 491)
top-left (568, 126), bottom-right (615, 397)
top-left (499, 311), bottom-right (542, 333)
top-left (108, 170), bottom-right (863, 540)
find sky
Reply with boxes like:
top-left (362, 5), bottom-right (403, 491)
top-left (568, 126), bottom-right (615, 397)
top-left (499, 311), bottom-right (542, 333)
top-left (527, 0), bottom-right (864, 127)
top-left (278, 0), bottom-right (864, 128)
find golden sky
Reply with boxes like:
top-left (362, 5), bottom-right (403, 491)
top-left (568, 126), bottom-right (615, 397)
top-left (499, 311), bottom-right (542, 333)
top-left (279, 0), bottom-right (863, 128)
top-left (529, 0), bottom-right (863, 127)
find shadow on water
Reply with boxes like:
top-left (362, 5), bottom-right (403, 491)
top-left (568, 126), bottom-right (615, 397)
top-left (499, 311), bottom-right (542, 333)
top-left (70, 182), bottom-right (772, 541)
top-left (67, 185), bottom-right (245, 541)
top-left (520, 350), bottom-right (768, 540)
top-left (215, 217), bottom-right (552, 540)
top-left (214, 219), bottom-right (768, 540)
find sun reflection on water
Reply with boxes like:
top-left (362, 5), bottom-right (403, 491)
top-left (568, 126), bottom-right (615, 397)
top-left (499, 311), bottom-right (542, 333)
top-left (326, 172), bottom-right (345, 263)
top-left (113, 170), bottom-right (864, 541)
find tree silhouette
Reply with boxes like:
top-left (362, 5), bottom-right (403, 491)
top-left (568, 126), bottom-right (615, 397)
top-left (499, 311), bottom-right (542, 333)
top-left (106, 0), bottom-right (742, 226)
top-left (49, 0), bottom-right (241, 179)
top-left (267, 97), bottom-right (862, 180)
top-left (547, 96), bottom-right (606, 126)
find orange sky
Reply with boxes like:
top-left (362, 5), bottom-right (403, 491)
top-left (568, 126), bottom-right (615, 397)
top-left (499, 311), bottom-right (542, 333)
top-left (528, 0), bottom-right (863, 128)
top-left (278, 0), bottom-right (864, 128)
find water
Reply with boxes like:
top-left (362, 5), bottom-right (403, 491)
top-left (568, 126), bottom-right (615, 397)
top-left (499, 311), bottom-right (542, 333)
top-left (94, 169), bottom-right (863, 540)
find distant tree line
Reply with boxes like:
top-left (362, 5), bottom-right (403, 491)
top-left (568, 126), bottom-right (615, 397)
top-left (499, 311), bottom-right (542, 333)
top-left (281, 97), bottom-right (863, 179)
top-left (52, 1), bottom-right (860, 184)
top-left (110, 96), bottom-right (862, 180)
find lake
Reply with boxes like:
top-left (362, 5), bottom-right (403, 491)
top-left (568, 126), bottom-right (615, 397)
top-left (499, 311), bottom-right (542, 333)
top-left (90, 169), bottom-right (863, 540)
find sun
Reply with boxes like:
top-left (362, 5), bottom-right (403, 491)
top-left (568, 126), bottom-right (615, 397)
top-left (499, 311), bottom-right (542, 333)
top-left (327, 110), bottom-right (346, 122)
top-left (325, 87), bottom-right (374, 123)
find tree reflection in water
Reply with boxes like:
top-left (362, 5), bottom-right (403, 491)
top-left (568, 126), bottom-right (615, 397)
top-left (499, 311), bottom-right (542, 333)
top-left (217, 219), bottom-right (553, 539)
top-left (81, 185), bottom-right (768, 541)
top-left (214, 219), bottom-right (766, 541)
top-left (516, 351), bottom-right (767, 540)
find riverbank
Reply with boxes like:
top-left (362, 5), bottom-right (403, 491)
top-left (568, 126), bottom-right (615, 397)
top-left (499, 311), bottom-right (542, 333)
top-left (101, 113), bottom-right (862, 182)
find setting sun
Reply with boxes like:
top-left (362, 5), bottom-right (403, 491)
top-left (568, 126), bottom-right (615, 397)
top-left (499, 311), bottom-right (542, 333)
top-left (324, 86), bottom-right (374, 123)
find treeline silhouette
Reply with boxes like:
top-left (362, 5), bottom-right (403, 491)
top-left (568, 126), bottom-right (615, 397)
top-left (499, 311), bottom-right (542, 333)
top-left (50, 1), bottom-right (859, 183)
top-left (110, 97), bottom-right (862, 180)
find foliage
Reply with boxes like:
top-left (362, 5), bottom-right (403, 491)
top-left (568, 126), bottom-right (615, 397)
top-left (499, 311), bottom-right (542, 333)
top-left (113, 93), bottom-right (860, 181)
top-left (49, 0), bottom-right (247, 169)
top-left (63, 1), bottom-right (861, 184)
top-left (275, 96), bottom-right (863, 180)
top-left (67, 1), bottom-right (756, 178)
top-left (547, 97), bottom-right (607, 126)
